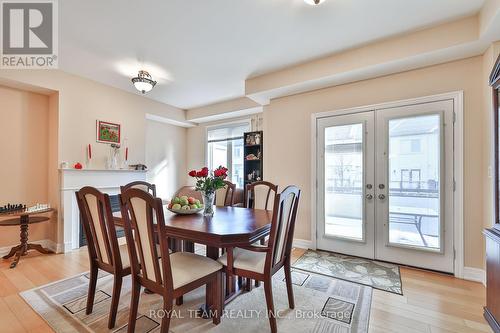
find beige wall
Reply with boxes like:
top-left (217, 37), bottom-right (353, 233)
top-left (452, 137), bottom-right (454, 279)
top-left (0, 86), bottom-right (55, 247)
top-left (0, 70), bottom-right (185, 169)
top-left (264, 56), bottom-right (485, 269)
top-left (146, 120), bottom-right (187, 200)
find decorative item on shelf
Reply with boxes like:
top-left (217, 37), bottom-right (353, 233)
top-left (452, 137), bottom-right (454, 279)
top-left (0, 203), bottom-right (26, 214)
top-left (188, 166), bottom-right (228, 217)
top-left (167, 195), bottom-right (203, 215)
top-left (131, 70), bottom-right (157, 94)
top-left (86, 144), bottom-right (92, 168)
top-left (257, 150), bottom-right (262, 159)
top-left (74, 162), bottom-right (83, 169)
top-left (255, 133), bottom-right (261, 145)
top-left (106, 144), bottom-right (121, 170)
top-left (96, 120), bottom-right (121, 144)
top-left (26, 203), bottom-right (50, 213)
top-left (60, 161), bottom-right (68, 169)
top-left (121, 138), bottom-right (129, 169)
top-left (129, 164), bottom-right (147, 171)
top-left (245, 153), bottom-right (259, 160)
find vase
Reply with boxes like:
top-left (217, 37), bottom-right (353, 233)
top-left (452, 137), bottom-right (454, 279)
top-left (202, 192), bottom-right (215, 217)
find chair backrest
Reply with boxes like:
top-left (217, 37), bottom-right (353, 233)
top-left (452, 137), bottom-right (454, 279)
top-left (76, 187), bottom-right (123, 271)
top-left (121, 181), bottom-right (157, 197)
top-left (215, 180), bottom-right (236, 207)
top-left (173, 186), bottom-right (202, 201)
top-left (265, 185), bottom-right (301, 270)
top-left (246, 181), bottom-right (278, 211)
top-left (119, 188), bottom-right (173, 291)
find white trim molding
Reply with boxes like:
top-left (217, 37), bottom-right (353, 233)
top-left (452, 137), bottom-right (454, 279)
top-left (293, 238), bottom-right (313, 250)
top-left (310, 91), bottom-right (464, 278)
top-left (463, 267), bottom-right (486, 286)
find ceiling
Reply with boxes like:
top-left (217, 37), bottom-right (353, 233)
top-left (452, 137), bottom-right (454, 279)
top-left (59, 0), bottom-right (485, 109)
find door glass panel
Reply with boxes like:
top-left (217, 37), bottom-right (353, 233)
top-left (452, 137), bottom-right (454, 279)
top-left (324, 123), bottom-right (364, 240)
top-left (388, 114), bottom-right (441, 250)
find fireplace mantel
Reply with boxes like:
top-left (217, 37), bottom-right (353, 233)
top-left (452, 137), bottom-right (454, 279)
top-left (60, 169), bottom-right (147, 251)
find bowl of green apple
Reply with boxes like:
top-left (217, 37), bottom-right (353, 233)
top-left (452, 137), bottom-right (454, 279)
top-left (167, 195), bottom-right (204, 215)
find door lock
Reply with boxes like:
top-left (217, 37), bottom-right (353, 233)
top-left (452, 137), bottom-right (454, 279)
top-left (378, 194), bottom-right (386, 200)
top-left (365, 194), bottom-right (373, 200)
top-left (378, 184), bottom-right (385, 189)
top-left (366, 184), bottom-right (373, 189)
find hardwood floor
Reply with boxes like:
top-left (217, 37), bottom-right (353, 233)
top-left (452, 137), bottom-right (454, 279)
top-left (0, 247), bottom-right (492, 333)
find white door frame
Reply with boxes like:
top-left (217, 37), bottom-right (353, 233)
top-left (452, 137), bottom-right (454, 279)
top-left (310, 91), bottom-right (464, 278)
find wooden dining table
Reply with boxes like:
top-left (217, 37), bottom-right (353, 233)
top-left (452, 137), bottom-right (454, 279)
top-left (113, 205), bottom-right (273, 311)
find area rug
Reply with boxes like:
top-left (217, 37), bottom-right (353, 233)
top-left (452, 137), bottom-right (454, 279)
top-left (20, 268), bottom-right (372, 333)
top-left (293, 250), bottom-right (402, 295)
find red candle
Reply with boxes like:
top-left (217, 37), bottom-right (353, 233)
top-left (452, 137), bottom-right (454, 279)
top-left (125, 147), bottom-right (128, 161)
top-left (88, 144), bottom-right (92, 159)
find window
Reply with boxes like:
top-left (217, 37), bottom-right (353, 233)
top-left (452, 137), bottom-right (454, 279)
top-left (207, 122), bottom-right (250, 188)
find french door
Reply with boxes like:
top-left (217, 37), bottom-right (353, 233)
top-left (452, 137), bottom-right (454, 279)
top-left (316, 100), bottom-right (455, 273)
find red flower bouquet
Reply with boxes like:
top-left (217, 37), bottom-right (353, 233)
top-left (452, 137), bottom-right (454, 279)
top-left (188, 166), bottom-right (228, 216)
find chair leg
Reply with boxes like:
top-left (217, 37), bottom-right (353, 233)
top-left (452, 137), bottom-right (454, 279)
top-left (255, 279), bottom-right (261, 288)
top-left (284, 259), bottom-right (295, 309)
top-left (212, 271), bottom-right (223, 325)
top-left (86, 264), bottom-right (98, 315)
top-left (160, 297), bottom-right (173, 333)
top-left (245, 278), bottom-right (252, 292)
top-left (127, 280), bottom-right (141, 333)
top-left (108, 275), bottom-right (123, 329)
top-left (264, 279), bottom-right (277, 333)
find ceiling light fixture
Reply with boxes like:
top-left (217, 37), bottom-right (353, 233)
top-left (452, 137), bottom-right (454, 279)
top-left (304, 0), bottom-right (325, 5)
top-left (131, 70), bottom-right (157, 94)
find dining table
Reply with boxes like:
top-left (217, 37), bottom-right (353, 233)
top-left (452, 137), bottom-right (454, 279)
top-left (113, 205), bottom-right (273, 313)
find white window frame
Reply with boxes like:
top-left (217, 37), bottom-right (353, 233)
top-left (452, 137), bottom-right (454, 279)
top-left (205, 119), bottom-right (252, 187)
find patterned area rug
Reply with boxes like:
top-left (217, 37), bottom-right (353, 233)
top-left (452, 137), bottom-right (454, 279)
top-left (20, 268), bottom-right (372, 333)
top-left (293, 250), bottom-right (403, 295)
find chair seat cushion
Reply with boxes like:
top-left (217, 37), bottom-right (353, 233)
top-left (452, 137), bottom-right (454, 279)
top-left (218, 247), bottom-right (267, 274)
top-left (167, 252), bottom-right (222, 289)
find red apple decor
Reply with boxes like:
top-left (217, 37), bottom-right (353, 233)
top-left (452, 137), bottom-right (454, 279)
top-left (74, 162), bottom-right (83, 169)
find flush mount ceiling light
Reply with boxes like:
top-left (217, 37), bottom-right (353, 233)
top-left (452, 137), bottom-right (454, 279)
top-left (131, 70), bottom-right (157, 94)
top-left (304, 0), bottom-right (326, 5)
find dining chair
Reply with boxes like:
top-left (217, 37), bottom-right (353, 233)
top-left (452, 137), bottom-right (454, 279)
top-left (119, 188), bottom-right (224, 333)
top-left (245, 181), bottom-right (279, 288)
top-left (215, 180), bottom-right (236, 207)
top-left (245, 180), bottom-right (278, 211)
top-left (75, 186), bottom-right (131, 329)
top-left (218, 185), bottom-right (301, 333)
top-left (121, 181), bottom-right (157, 197)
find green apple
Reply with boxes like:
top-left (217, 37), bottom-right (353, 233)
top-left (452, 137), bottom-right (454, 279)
top-left (190, 204), bottom-right (198, 209)
top-left (180, 198), bottom-right (189, 206)
top-left (194, 199), bottom-right (201, 205)
top-left (181, 205), bottom-right (190, 210)
top-left (172, 197), bottom-right (181, 204)
top-left (172, 203), bottom-right (181, 210)
top-left (196, 203), bottom-right (203, 208)
top-left (180, 195), bottom-right (188, 201)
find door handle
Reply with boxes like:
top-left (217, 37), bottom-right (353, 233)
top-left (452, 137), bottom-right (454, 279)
top-left (378, 194), bottom-right (386, 200)
top-left (365, 194), bottom-right (373, 200)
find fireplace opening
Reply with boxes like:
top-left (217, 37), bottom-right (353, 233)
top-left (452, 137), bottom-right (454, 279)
top-left (79, 194), bottom-right (125, 247)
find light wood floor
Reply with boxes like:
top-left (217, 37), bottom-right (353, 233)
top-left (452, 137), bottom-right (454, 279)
top-left (0, 247), bottom-right (492, 333)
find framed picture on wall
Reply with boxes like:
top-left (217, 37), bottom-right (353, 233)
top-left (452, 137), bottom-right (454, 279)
top-left (96, 120), bottom-right (121, 144)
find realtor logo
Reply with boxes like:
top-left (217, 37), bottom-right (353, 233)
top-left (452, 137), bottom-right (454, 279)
top-left (1, 0), bottom-right (58, 68)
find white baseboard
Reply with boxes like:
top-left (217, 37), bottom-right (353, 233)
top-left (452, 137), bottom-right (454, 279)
top-left (463, 267), bottom-right (486, 286)
top-left (0, 239), bottom-right (59, 257)
top-left (293, 238), bottom-right (312, 249)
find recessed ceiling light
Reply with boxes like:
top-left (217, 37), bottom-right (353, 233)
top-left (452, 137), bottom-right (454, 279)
top-left (304, 0), bottom-right (326, 5)
top-left (131, 70), bottom-right (157, 94)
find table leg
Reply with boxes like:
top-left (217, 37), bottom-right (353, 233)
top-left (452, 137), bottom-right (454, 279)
top-left (4, 217), bottom-right (53, 268)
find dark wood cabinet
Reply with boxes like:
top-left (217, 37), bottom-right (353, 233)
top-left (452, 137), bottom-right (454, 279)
top-left (485, 228), bottom-right (500, 332)
top-left (485, 53), bottom-right (500, 333)
top-left (243, 131), bottom-right (263, 186)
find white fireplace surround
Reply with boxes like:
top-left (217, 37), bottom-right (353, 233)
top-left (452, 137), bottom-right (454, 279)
top-left (60, 169), bottom-right (147, 252)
